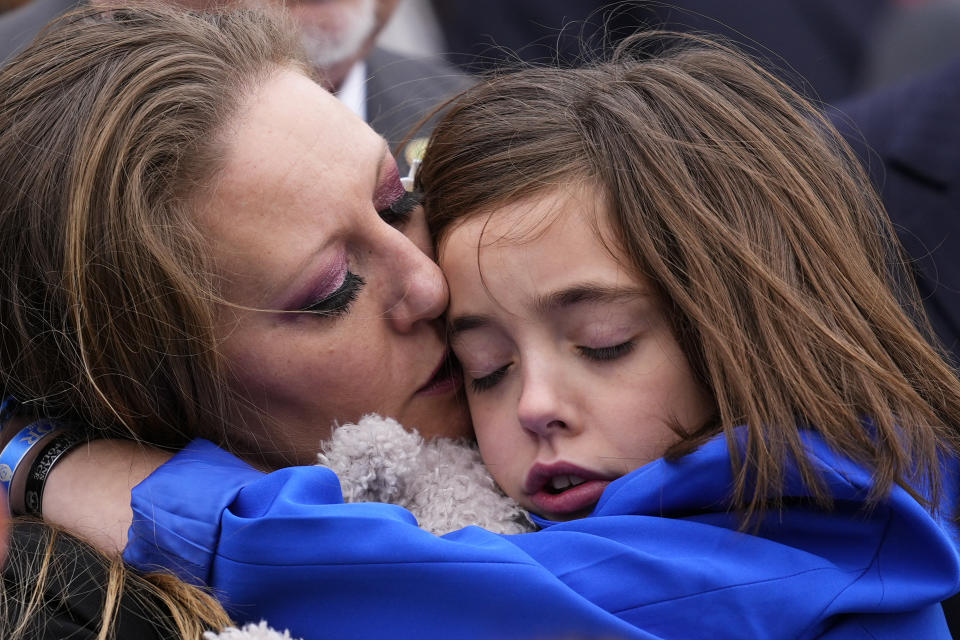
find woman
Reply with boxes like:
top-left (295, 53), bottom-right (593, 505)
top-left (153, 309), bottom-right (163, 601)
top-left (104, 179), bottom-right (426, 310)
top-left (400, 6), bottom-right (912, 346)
top-left (0, 3), bottom-right (469, 550)
top-left (3, 6), bottom-right (960, 640)
top-left (0, 5), bottom-right (468, 636)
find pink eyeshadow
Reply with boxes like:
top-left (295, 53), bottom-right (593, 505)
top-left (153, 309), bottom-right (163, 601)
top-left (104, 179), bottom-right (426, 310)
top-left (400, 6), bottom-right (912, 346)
top-left (286, 253), bottom-right (347, 310)
top-left (374, 161), bottom-right (404, 210)
top-left (310, 253), bottom-right (348, 299)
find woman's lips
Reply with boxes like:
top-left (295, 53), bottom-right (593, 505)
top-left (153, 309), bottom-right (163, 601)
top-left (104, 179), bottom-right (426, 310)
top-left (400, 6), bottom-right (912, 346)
top-left (525, 462), bottom-right (613, 518)
top-left (416, 350), bottom-right (462, 396)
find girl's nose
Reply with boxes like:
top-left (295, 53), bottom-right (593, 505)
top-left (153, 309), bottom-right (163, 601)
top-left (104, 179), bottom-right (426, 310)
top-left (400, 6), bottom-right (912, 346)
top-left (516, 365), bottom-right (575, 438)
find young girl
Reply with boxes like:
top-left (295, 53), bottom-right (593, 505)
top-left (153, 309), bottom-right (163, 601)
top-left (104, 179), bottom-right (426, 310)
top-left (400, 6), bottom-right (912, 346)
top-left (417, 32), bottom-right (960, 536)
top-left (8, 12), bottom-right (960, 639)
top-left (117, 34), bottom-right (960, 638)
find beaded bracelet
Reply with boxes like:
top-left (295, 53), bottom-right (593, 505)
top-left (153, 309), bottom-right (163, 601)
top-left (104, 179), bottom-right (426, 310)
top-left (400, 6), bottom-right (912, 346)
top-left (24, 429), bottom-right (87, 516)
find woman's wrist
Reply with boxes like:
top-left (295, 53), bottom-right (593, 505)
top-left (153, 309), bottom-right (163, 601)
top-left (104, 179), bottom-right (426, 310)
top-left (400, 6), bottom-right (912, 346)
top-left (1, 402), bottom-right (172, 555)
top-left (0, 412), bottom-right (43, 512)
top-left (0, 408), bottom-right (87, 516)
top-left (43, 438), bottom-right (172, 554)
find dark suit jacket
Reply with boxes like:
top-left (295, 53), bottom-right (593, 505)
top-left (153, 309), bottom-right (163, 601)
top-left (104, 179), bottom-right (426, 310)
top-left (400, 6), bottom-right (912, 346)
top-left (831, 58), bottom-right (960, 365)
top-left (365, 47), bottom-right (470, 170)
top-left (432, 0), bottom-right (886, 103)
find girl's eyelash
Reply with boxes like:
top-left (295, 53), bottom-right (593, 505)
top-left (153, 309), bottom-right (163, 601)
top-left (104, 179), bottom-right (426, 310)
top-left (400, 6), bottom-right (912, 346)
top-left (469, 340), bottom-right (635, 392)
top-left (378, 189), bottom-right (422, 226)
top-left (578, 340), bottom-right (636, 361)
top-left (470, 364), bottom-right (509, 393)
top-left (300, 271), bottom-right (365, 317)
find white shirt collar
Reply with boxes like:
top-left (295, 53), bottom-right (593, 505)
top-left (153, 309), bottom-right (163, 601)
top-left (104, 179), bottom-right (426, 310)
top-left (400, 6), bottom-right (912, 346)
top-left (335, 61), bottom-right (367, 122)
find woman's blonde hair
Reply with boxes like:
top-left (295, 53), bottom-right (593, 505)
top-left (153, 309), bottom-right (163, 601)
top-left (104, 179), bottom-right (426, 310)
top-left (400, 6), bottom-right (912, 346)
top-left (1, 522), bottom-right (232, 639)
top-left (0, 6), bottom-right (309, 635)
top-left (0, 5), bottom-right (304, 447)
top-left (418, 33), bottom-right (960, 521)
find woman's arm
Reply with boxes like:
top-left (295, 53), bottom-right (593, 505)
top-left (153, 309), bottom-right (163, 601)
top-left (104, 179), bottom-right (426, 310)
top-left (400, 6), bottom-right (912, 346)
top-left (125, 440), bottom-right (647, 639)
top-left (43, 439), bottom-right (170, 555)
top-left (1, 414), bottom-right (165, 555)
top-left (120, 437), bottom-right (960, 640)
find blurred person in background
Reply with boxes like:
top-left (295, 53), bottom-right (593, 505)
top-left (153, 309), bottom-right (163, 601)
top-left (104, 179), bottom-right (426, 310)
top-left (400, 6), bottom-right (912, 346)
top-left (0, 0), bottom-right (467, 167)
top-left (859, 0), bottom-right (960, 91)
top-left (429, 0), bottom-right (889, 103)
top-left (0, 0), bottom-right (29, 13)
top-left (830, 54), bottom-right (960, 384)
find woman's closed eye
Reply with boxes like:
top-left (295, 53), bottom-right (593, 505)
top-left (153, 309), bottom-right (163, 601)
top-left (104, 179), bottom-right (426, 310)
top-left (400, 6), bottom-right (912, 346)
top-left (378, 189), bottom-right (422, 227)
top-left (300, 271), bottom-right (366, 316)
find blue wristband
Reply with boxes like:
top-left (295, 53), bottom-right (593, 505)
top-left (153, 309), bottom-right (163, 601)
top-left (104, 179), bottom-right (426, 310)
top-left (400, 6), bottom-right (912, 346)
top-left (0, 419), bottom-right (59, 496)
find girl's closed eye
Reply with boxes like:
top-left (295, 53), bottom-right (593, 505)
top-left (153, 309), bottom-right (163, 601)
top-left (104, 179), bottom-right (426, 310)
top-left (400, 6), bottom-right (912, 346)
top-left (464, 338), bottom-right (637, 393)
top-left (469, 363), bottom-right (510, 393)
top-left (452, 342), bottom-right (512, 394)
top-left (578, 340), bottom-right (636, 361)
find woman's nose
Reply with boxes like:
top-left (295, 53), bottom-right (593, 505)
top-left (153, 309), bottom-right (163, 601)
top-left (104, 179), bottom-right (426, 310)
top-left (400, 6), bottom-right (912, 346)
top-left (385, 229), bottom-right (449, 332)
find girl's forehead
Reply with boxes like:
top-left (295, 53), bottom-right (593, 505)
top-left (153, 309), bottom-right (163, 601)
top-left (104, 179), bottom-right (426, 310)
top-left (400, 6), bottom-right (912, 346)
top-left (438, 181), bottom-right (611, 256)
top-left (440, 184), bottom-right (635, 287)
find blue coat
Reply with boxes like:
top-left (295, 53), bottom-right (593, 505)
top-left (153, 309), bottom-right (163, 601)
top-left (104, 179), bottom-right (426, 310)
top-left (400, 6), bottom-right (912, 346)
top-left (125, 431), bottom-right (960, 639)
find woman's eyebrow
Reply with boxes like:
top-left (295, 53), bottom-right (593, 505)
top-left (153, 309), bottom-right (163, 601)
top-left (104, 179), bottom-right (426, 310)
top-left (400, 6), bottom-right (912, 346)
top-left (373, 138), bottom-right (404, 207)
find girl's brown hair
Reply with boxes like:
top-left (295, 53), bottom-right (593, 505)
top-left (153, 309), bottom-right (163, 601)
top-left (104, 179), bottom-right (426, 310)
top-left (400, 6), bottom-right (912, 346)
top-left (418, 33), bottom-right (960, 520)
top-left (0, 5), bottom-right (304, 447)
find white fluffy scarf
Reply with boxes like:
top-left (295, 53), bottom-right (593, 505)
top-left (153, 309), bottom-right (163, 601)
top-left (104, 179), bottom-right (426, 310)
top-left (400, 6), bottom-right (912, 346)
top-left (205, 414), bottom-right (534, 639)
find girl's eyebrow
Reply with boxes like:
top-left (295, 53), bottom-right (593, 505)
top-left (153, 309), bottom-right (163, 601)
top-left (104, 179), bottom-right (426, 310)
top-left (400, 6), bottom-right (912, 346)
top-left (533, 284), bottom-right (650, 313)
top-left (448, 314), bottom-right (489, 337)
top-left (447, 283), bottom-right (649, 338)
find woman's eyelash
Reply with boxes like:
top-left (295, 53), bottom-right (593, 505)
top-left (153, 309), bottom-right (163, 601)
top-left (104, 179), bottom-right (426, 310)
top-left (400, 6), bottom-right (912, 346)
top-left (470, 364), bottom-right (508, 393)
top-left (578, 340), bottom-right (636, 361)
top-left (300, 271), bottom-right (365, 317)
top-left (378, 189), bottom-right (422, 226)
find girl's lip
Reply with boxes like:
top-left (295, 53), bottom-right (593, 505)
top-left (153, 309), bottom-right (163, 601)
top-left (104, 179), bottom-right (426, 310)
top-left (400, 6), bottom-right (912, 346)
top-left (524, 462), bottom-right (614, 517)
top-left (416, 350), bottom-right (462, 396)
top-left (523, 461), bottom-right (612, 494)
top-left (528, 479), bottom-right (611, 518)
